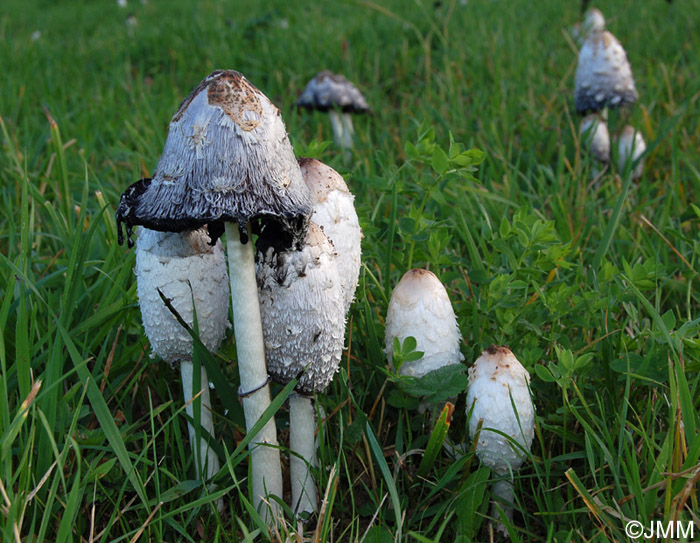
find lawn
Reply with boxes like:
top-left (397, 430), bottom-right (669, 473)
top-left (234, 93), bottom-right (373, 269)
top-left (1, 0), bottom-right (699, 541)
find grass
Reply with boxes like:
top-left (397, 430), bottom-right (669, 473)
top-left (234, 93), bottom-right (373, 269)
top-left (1, 0), bottom-right (699, 541)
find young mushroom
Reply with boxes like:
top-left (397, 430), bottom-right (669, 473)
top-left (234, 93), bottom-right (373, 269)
top-left (580, 113), bottom-right (610, 176)
top-left (116, 70), bottom-right (312, 522)
top-left (135, 226), bottom-right (229, 505)
top-left (298, 158), bottom-right (362, 315)
top-left (296, 71), bottom-right (370, 153)
top-left (616, 125), bottom-right (646, 179)
top-left (385, 269), bottom-right (464, 378)
top-left (466, 345), bottom-right (535, 537)
top-left (570, 7), bottom-right (606, 47)
top-left (256, 223), bottom-right (346, 517)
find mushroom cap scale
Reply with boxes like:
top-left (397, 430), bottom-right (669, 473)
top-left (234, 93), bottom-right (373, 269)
top-left (299, 158), bottom-right (362, 316)
top-left (257, 223), bottom-right (345, 394)
top-left (466, 346), bottom-right (535, 473)
top-left (574, 30), bottom-right (637, 114)
top-left (135, 227), bottom-right (230, 363)
top-left (616, 125), bottom-right (646, 179)
top-left (385, 269), bottom-right (464, 378)
top-left (580, 113), bottom-right (610, 163)
top-left (296, 71), bottom-right (370, 114)
top-left (116, 70), bottom-right (311, 247)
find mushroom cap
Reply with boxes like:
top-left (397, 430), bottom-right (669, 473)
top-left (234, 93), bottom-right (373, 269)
top-left (135, 227), bottom-right (231, 363)
top-left (257, 223), bottom-right (346, 394)
top-left (583, 8), bottom-right (605, 34)
top-left (580, 113), bottom-right (610, 163)
top-left (116, 70), bottom-right (311, 247)
top-left (616, 125), bottom-right (646, 179)
top-left (296, 71), bottom-right (370, 113)
top-left (299, 157), bottom-right (362, 316)
top-left (384, 269), bottom-right (464, 378)
top-left (574, 30), bottom-right (638, 114)
top-left (466, 345), bottom-right (535, 473)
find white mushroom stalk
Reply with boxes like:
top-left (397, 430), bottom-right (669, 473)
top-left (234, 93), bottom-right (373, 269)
top-left (257, 223), bottom-right (346, 517)
top-left (466, 345), bottom-right (535, 536)
top-left (298, 158), bottom-right (362, 315)
top-left (116, 70), bottom-right (313, 524)
top-left (616, 125), bottom-right (646, 179)
top-left (296, 71), bottom-right (370, 154)
top-left (385, 269), bottom-right (464, 378)
top-left (135, 227), bottom-right (229, 506)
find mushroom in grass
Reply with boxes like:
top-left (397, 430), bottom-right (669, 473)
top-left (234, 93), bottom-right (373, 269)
top-left (298, 158), bottom-right (362, 315)
top-left (580, 113), bottom-right (610, 175)
top-left (571, 7), bottom-right (605, 47)
top-left (466, 346), bottom-right (535, 537)
top-left (616, 125), bottom-right (646, 179)
top-left (135, 226), bottom-right (229, 503)
top-left (385, 269), bottom-right (464, 378)
top-left (116, 70), bottom-right (312, 522)
top-left (256, 223), bottom-right (346, 517)
top-left (574, 24), bottom-right (637, 115)
top-left (296, 71), bottom-right (370, 152)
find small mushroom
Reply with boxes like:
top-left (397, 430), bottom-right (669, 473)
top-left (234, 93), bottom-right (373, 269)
top-left (466, 345), bottom-right (535, 537)
top-left (580, 113), bottom-right (610, 174)
top-left (257, 223), bottom-right (346, 516)
top-left (385, 269), bottom-right (464, 378)
top-left (616, 125), bottom-right (646, 179)
top-left (135, 226), bottom-right (229, 507)
top-left (574, 26), bottom-right (638, 115)
top-left (571, 8), bottom-right (605, 47)
top-left (296, 71), bottom-right (370, 153)
top-left (117, 70), bottom-right (313, 522)
top-left (298, 158), bottom-right (362, 315)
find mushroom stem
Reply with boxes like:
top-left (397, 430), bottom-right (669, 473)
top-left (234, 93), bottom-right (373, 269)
top-left (491, 479), bottom-right (514, 536)
top-left (341, 113), bottom-right (355, 150)
top-left (225, 222), bottom-right (283, 522)
top-left (180, 361), bottom-right (223, 509)
top-left (289, 393), bottom-right (318, 516)
top-left (328, 110), bottom-right (346, 150)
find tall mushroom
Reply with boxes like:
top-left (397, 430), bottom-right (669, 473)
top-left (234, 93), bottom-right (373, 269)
top-left (466, 345), bottom-right (535, 536)
top-left (616, 125), bottom-right (646, 179)
top-left (296, 71), bottom-right (370, 153)
top-left (298, 158), bottom-right (362, 315)
top-left (256, 223), bottom-right (346, 517)
top-left (135, 225), bottom-right (229, 503)
top-left (116, 70), bottom-right (312, 522)
top-left (384, 269), bottom-right (464, 378)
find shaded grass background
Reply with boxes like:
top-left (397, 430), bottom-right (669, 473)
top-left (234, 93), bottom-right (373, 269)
top-left (1, 0), bottom-right (699, 541)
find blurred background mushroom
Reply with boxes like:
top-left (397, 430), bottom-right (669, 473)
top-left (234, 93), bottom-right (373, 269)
top-left (296, 71), bottom-right (370, 156)
top-left (579, 112), bottom-right (610, 178)
top-left (616, 125), bottom-right (646, 179)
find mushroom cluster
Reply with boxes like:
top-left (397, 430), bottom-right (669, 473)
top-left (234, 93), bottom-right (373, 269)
top-left (117, 69), bottom-right (313, 521)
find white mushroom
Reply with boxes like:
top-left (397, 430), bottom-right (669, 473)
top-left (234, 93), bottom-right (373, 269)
top-left (298, 158), bottom-right (362, 315)
top-left (466, 345), bottom-right (535, 536)
top-left (574, 27), bottom-right (638, 114)
top-left (296, 71), bottom-right (370, 153)
top-left (257, 223), bottom-right (346, 516)
top-left (117, 70), bottom-right (313, 522)
top-left (616, 125), bottom-right (646, 179)
top-left (385, 269), bottom-right (463, 378)
top-left (580, 113), bottom-right (610, 172)
top-left (135, 226), bottom-right (229, 506)
top-left (571, 8), bottom-right (605, 47)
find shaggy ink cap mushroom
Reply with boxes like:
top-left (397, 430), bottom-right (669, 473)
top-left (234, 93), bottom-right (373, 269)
top-left (617, 125), bottom-right (646, 179)
top-left (116, 70), bottom-right (312, 247)
top-left (574, 28), bottom-right (638, 114)
top-left (298, 157), bottom-right (362, 316)
top-left (580, 113), bottom-right (610, 164)
top-left (385, 269), bottom-right (464, 378)
top-left (257, 222), bottom-right (345, 394)
top-left (296, 71), bottom-right (370, 113)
